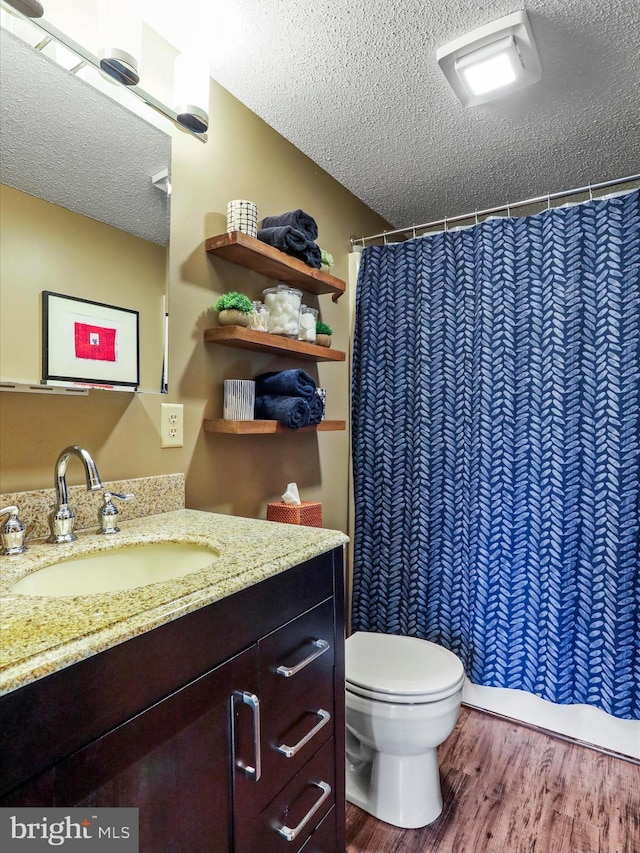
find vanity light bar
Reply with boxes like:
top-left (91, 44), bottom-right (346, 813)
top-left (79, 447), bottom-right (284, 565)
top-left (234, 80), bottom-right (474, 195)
top-left (0, 0), bottom-right (207, 141)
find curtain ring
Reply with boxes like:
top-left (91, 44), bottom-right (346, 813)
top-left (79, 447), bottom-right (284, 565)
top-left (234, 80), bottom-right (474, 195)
top-left (383, 231), bottom-right (388, 246)
top-left (588, 183), bottom-right (594, 201)
top-left (475, 210), bottom-right (479, 226)
top-left (547, 193), bottom-right (551, 211)
top-left (412, 224), bottom-right (417, 239)
top-left (444, 216), bottom-right (448, 232)
top-left (361, 237), bottom-right (365, 249)
top-left (506, 203), bottom-right (511, 218)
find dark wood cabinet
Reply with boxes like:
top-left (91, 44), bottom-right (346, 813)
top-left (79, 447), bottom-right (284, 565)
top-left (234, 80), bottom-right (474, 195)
top-left (61, 647), bottom-right (258, 853)
top-left (0, 548), bottom-right (346, 853)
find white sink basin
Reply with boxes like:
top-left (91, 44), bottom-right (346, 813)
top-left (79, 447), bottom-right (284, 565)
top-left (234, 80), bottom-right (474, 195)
top-left (11, 542), bottom-right (219, 597)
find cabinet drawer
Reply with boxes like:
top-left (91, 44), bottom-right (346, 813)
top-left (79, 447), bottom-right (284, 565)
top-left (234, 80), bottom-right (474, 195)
top-left (258, 599), bottom-right (335, 803)
top-left (299, 806), bottom-right (337, 853)
top-left (258, 737), bottom-right (335, 853)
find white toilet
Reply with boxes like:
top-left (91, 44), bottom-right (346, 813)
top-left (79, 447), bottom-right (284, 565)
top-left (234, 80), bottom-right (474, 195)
top-left (345, 631), bottom-right (465, 829)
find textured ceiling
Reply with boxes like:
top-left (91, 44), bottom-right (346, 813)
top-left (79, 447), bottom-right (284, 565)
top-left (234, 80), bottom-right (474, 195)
top-left (145, 0), bottom-right (640, 233)
top-left (0, 28), bottom-right (171, 245)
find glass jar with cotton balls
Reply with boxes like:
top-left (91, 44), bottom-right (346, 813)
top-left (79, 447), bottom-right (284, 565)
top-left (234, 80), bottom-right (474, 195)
top-left (298, 305), bottom-right (318, 342)
top-left (263, 284), bottom-right (303, 338)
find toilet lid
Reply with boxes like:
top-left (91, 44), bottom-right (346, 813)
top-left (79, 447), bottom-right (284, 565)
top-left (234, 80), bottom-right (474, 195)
top-left (345, 632), bottom-right (465, 702)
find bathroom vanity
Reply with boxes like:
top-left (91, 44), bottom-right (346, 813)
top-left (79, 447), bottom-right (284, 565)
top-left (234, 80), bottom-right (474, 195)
top-left (0, 510), bottom-right (348, 853)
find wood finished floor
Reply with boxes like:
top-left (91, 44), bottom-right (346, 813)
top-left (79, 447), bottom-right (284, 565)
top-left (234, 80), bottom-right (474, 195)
top-left (346, 706), bottom-right (640, 853)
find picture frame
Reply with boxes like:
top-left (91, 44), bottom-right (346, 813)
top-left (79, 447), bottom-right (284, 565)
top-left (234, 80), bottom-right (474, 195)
top-left (42, 291), bottom-right (139, 389)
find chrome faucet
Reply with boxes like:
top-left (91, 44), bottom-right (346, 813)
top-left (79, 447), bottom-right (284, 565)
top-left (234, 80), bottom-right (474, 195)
top-left (49, 445), bottom-right (103, 544)
top-left (0, 505), bottom-right (27, 555)
top-left (98, 491), bottom-right (135, 535)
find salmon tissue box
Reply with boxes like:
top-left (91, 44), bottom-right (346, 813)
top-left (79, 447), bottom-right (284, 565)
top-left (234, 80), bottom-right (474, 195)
top-left (267, 501), bottom-right (323, 527)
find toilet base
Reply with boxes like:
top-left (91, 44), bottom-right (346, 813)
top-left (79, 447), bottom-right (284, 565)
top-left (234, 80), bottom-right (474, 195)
top-left (346, 746), bottom-right (443, 829)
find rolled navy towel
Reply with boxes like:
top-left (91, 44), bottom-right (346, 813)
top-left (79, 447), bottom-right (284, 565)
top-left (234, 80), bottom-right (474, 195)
top-left (255, 369), bottom-right (317, 399)
top-left (307, 392), bottom-right (324, 425)
top-left (257, 226), bottom-right (308, 254)
top-left (260, 209), bottom-right (318, 242)
top-left (291, 241), bottom-right (322, 269)
top-left (255, 394), bottom-right (310, 429)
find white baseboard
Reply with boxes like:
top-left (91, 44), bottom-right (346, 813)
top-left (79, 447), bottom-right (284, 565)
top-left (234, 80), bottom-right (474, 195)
top-left (462, 680), bottom-right (640, 760)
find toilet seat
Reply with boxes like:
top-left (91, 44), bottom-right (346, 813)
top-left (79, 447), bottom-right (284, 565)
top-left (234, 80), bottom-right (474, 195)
top-left (346, 679), bottom-right (464, 704)
top-left (346, 631), bottom-right (465, 704)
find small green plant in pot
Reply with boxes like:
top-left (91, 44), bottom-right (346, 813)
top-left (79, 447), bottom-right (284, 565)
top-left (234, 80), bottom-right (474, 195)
top-left (320, 249), bottom-right (334, 273)
top-left (316, 320), bottom-right (333, 348)
top-left (214, 292), bottom-right (253, 327)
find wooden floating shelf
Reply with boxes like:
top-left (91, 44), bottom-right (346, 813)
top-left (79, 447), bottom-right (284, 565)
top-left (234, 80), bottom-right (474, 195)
top-left (203, 419), bottom-right (346, 434)
top-left (205, 231), bottom-right (345, 301)
top-left (204, 326), bottom-right (345, 362)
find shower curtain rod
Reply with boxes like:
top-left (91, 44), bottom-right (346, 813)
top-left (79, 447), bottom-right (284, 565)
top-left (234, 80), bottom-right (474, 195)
top-left (351, 172), bottom-right (640, 247)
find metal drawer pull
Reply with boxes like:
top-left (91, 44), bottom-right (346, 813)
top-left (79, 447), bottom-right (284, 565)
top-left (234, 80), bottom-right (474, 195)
top-left (233, 691), bottom-right (262, 781)
top-left (276, 781), bottom-right (332, 842)
top-left (277, 709), bottom-right (331, 758)
top-left (276, 638), bottom-right (330, 678)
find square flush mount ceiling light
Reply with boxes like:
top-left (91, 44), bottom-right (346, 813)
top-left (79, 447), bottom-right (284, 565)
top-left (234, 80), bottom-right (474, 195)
top-left (437, 10), bottom-right (542, 106)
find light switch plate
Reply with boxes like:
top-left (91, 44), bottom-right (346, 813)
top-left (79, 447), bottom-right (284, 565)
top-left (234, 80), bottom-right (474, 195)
top-left (160, 403), bottom-right (183, 448)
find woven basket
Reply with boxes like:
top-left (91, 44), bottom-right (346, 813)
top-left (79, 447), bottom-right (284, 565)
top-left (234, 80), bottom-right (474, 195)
top-left (267, 501), bottom-right (322, 527)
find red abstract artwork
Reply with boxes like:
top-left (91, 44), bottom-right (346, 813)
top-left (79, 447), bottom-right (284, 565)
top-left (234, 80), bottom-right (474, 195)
top-left (74, 323), bottom-right (117, 362)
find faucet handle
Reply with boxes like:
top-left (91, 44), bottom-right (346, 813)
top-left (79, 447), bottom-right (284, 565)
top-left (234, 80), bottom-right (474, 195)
top-left (0, 505), bottom-right (28, 556)
top-left (98, 492), bottom-right (135, 535)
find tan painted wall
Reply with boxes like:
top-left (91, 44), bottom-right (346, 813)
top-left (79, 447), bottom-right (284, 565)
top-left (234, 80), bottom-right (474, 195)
top-left (0, 78), bottom-right (388, 534)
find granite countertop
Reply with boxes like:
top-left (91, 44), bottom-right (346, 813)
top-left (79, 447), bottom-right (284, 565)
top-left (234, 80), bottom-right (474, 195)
top-left (0, 509), bottom-right (349, 696)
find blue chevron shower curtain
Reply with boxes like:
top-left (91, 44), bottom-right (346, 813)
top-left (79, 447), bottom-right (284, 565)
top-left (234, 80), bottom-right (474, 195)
top-left (351, 190), bottom-right (640, 719)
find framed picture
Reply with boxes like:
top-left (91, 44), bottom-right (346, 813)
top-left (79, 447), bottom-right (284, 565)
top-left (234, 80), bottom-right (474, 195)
top-left (42, 291), bottom-right (139, 389)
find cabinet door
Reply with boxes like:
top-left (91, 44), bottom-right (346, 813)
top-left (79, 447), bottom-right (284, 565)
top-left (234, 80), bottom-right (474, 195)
top-left (0, 769), bottom-right (54, 806)
top-left (54, 646), bottom-right (258, 853)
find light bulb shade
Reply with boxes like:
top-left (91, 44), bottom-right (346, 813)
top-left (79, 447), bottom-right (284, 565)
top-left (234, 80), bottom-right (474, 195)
top-left (437, 11), bottom-right (542, 107)
top-left (98, 0), bottom-right (142, 86)
top-left (455, 36), bottom-right (520, 98)
top-left (174, 53), bottom-right (210, 134)
top-left (4, 1), bottom-right (44, 17)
